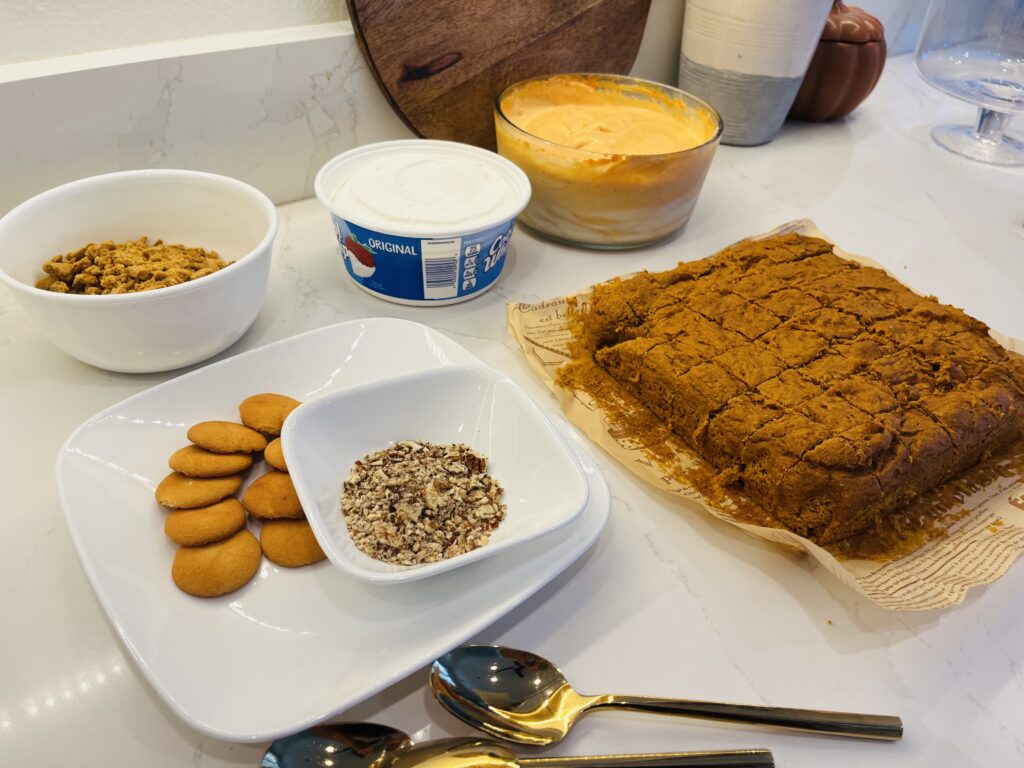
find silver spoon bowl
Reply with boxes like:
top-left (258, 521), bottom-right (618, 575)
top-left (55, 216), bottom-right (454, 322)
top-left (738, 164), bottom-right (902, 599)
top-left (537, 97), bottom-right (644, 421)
top-left (262, 722), bottom-right (412, 768)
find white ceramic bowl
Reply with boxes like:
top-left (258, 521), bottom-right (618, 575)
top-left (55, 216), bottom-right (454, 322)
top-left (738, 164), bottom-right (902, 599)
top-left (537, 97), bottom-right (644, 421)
top-left (283, 364), bottom-right (590, 583)
top-left (0, 169), bottom-right (278, 373)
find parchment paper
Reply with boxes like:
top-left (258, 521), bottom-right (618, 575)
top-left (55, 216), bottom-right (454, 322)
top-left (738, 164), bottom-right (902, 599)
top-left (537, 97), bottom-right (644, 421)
top-left (507, 221), bottom-right (1024, 610)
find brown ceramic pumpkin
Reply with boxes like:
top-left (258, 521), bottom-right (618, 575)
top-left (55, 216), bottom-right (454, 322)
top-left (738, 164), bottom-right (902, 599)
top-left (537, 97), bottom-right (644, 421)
top-left (789, 0), bottom-right (886, 122)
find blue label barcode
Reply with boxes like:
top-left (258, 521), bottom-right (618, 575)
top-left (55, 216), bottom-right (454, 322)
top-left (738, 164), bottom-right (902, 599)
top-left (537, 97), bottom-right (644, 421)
top-left (421, 237), bottom-right (462, 300)
top-left (424, 257), bottom-right (457, 289)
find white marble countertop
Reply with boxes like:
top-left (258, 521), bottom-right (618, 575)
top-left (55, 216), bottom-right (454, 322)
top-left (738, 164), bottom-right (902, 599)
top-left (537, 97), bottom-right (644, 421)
top-left (3, 55), bottom-right (1023, 768)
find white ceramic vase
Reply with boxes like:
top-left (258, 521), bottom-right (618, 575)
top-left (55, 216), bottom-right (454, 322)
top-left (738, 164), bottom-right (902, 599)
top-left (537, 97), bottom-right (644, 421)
top-left (678, 0), bottom-right (833, 145)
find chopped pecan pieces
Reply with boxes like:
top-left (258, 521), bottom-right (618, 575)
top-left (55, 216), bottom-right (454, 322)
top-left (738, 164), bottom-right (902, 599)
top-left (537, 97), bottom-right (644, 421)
top-left (341, 440), bottom-right (506, 565)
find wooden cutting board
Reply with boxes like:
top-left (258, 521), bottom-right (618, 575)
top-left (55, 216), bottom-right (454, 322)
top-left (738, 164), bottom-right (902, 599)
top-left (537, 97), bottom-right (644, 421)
top-left (347, 0), bottom-right (653, 149)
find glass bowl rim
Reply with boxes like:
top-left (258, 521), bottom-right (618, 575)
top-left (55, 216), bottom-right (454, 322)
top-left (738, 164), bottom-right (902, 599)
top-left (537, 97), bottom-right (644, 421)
top-left (494, 72), bottom-right (724, 159)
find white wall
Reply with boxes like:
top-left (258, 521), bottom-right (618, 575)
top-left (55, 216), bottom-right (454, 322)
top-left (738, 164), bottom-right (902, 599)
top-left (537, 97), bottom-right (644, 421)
top-left (630, 0), bottom-right (687, 85)
top-left (855, 0), bottom-right (930, 54)
top-left (0, 0), bottom-right (348, 65)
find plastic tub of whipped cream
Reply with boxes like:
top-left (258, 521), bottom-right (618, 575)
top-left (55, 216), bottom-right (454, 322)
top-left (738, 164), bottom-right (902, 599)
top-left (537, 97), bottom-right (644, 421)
top-left (314, 140), bottom-right (531, 306)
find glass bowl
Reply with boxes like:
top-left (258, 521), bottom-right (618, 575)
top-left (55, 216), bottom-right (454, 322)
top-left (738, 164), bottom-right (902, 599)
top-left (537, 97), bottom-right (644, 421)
top-left (494, 73), bottom-right (722, 249)
top-left (914, 0), bottom-right (1024, 166)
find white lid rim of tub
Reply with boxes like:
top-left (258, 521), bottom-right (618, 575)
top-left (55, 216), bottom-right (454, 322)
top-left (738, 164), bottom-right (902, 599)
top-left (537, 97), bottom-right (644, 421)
top-left (314, 139), bottom-right (532, 240)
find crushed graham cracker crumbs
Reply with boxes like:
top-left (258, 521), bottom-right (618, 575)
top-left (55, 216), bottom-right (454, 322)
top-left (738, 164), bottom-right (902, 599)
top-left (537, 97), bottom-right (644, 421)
top-left (35, 237), bottom-right (232, 295)
top-left (341, 440), bottom-right (506, 566)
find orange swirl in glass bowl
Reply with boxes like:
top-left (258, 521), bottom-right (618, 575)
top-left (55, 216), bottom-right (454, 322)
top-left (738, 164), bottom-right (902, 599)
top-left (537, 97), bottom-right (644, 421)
top-left (495, 74), bottom-right (722, 249)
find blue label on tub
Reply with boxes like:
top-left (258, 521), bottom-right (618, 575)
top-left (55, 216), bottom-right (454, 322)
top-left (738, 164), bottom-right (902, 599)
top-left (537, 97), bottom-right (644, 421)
top-left (329, 216), bottom-right (513, 303)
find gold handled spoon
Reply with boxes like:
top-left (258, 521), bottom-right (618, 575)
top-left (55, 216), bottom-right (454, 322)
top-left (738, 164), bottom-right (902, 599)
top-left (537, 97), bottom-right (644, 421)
top-left (261, 723), bottom-right (774, 768)
top-left (387, 737), bottom-right (772, 768)
top-left (430, 645), bottom-right (904, 746)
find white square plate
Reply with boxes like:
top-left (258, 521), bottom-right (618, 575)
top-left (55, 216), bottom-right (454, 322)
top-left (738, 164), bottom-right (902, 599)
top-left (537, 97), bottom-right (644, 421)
top-left (57, 318), bottom-right (609, 741)
top-left (286, 365), bottom-right (589, 583)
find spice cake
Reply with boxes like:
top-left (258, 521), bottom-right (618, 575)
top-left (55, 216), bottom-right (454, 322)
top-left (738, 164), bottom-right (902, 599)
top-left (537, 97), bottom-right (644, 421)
top-left (577, 233), bottom-right (1024, 545)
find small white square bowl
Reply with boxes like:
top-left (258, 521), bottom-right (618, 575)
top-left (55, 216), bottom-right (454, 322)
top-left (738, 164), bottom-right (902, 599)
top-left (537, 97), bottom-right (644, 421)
top-left (282, 364), bottom-right (590, 583)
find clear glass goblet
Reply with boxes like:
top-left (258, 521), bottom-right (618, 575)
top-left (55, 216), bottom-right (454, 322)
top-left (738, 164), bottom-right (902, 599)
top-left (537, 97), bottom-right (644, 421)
top-left (915, 0), bottom-right (1024, 166)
